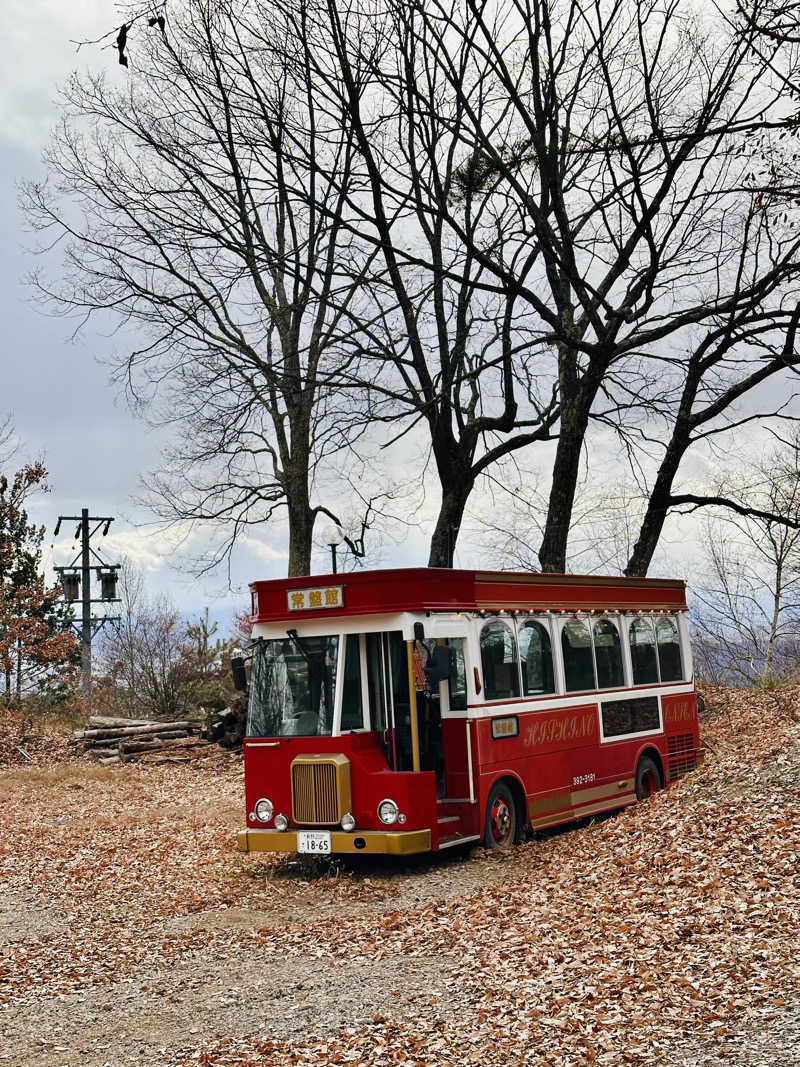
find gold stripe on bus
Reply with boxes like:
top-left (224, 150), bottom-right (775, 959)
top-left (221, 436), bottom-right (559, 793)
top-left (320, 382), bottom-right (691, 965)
top-left (528, 792), bottom-right (572, 817)
top-left (530, 794), bottom-right (635, 829)
top-left (528, 780), bottom-right (632, 819)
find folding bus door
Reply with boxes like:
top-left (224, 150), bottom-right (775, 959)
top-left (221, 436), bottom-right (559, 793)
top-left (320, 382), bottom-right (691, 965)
top-left (365, 631), bottom-right (414, 772)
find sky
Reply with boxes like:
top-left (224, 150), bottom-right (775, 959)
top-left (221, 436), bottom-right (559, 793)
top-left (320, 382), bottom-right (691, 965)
top-left (0, 4), bottom-right (249, 629)
top-left (0, 0), bottom-right (430, 633)
top-left (0, 0), bottom-right (787, 636)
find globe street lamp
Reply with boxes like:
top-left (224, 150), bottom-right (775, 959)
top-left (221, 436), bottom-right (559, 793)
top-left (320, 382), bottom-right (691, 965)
top-left (323, 522), bottom-right (344, 574)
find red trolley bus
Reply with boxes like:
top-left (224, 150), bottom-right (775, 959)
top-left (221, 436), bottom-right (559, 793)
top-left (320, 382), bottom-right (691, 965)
top-left (236, 568), bottom-right (700, 857)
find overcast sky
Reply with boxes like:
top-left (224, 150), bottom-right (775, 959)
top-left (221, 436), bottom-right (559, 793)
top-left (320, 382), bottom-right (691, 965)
top-left (1, 1), bottom-right (783, 632)
top-left (0, 1), bottom-right (438, 633)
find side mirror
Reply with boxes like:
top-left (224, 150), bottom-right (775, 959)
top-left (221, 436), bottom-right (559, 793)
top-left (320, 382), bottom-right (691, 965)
top-left (424, 644), bottom-right (454, 689)
top-left (413, 621), bottom-right (425, 642)
top-left (231, 656), bottom-right (248, 692)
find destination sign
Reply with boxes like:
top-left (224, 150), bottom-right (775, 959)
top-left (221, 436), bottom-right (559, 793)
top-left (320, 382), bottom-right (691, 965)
top-left (286, 585), bottom-right (344, 612)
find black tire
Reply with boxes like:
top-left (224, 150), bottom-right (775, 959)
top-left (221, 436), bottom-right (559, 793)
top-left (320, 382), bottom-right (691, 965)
top-left (635, 756), bottom-right (663, 801)
top-left (483, 781), bottom-right (517, 849)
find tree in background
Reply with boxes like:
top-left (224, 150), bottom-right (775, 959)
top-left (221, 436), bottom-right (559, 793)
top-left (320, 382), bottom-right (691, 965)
top-left (0, 462), bottom-right (78, 706)
top-left (691, 436), bottom-right (800, 685)
top-left (31, 0), bottom-right (800, 577)
top-left (305, 0), bottom-right (800, 570)
top-left (24, 0), bottom-right (389, 578)
top-left (98, 561), bottom-right (242, 720)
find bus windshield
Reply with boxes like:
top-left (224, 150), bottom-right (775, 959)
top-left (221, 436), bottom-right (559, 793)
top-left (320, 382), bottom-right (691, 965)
top-left (246, 634), bottom-right (339, 737)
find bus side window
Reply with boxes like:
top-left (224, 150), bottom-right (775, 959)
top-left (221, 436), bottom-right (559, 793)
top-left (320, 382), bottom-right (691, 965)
top-left (341, 633), bottom-right (364, 730)
top-left (561, 619), bottom-right (596, 692)
top-left (480, 621), bottom-right (521, 700)
top-left (518, 620), bottom-right (555, 695)
top-left (656, 616), bottom-right (683, 681)
top-left (593, 618), bottom-right (623, 689)
top-left (629, 618), bottom-right (659, 684)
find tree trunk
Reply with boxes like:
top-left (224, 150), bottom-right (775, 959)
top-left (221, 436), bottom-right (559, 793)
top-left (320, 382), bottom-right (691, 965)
top-left (763, 558), bottom-right (783, 683)
top-left (287, 500), bottom-right (314, 577)
top-left (283, 405), bottom-right (314, 577)
top-left (428, 470), bottom-right (475, 568)
top-left (538, 391), bottom-right (593, 573)
top-left (625, 431), bottom-right (690, 577)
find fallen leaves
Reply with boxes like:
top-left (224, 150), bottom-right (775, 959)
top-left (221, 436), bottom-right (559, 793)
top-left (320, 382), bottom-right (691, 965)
top-left (0, 685), bottom-right (798, 1066)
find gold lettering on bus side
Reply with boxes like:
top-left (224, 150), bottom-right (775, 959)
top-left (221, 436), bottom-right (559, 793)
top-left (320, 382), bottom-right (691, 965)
top-left (664, 699), bottom-right (692, 724)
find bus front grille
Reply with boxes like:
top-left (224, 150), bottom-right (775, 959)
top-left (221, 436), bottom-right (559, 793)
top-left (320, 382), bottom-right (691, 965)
top-left (291, 755), bottom-right (352, 825)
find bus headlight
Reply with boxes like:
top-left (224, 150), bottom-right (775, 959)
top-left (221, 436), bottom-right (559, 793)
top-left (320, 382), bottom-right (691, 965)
top-left (254, 798), bottom-right (274, 824)
top-left (377, 798), bottom-right (399, 825)
top-left (274, 813), bottom-right (289, 831)
top-left (341, 812), bottom-right (356, 831)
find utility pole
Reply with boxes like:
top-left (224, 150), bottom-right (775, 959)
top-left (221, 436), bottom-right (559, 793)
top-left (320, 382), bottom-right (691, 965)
top-left (54, 509), bottom-right (121, 707)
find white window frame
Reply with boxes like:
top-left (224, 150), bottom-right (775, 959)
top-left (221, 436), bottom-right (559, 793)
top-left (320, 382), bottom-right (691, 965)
top-left (559, 615), bottom-right (597, 694)
top-left (626, 615), bottom-right (661, 687)
top-left (478, 618), bottom-right (521, 702)
top-left (591, 615), bottom-right (626, 691)
top-left (654, 614), bottom-right (685, 683)
top-left (515, 615), bottom-right (559, 698)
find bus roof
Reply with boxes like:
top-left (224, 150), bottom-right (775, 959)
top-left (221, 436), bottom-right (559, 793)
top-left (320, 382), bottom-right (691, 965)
top-left (250, 568), bottom-right (688, 624)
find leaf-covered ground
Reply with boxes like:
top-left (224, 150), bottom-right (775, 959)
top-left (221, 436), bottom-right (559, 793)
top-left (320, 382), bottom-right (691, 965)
top-left (0, 687), bottom-right (798, 1066)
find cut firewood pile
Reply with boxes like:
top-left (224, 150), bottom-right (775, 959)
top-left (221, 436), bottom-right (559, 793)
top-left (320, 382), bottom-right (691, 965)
top-left (73, 715), bottom-right (211, 765)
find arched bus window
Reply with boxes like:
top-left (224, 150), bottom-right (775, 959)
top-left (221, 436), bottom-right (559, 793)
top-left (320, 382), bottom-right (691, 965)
top-left (593, 618), bottom-right (624, 689)
top-left (518, 620), bottom-right (555, 695)
top-left (629, 617), bottom-right (659, 685)
top-left (656, 616), bottom-right (683, 681)
top-left (480, 620), bottom-right (520, 700)
top-left (561, 619), bottom-right (595, 692)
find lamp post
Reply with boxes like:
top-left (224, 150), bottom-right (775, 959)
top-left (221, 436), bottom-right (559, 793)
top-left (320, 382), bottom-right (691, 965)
top-left (323, 523), bottom-right (344, 574)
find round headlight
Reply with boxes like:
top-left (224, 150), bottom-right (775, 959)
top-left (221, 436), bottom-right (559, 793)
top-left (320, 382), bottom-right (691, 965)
top-left (341, 812), bottom-right (356, 832)
top-left (254, 798), bottom-right (274, 823)
top-left (274, 813), bottom-right (289, 831)
top-left (377, 798), bottom-right (399, 825)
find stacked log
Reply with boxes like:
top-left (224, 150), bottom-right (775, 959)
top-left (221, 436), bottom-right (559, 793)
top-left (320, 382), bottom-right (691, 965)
top-left (74, 716), bottom-right (210, 765)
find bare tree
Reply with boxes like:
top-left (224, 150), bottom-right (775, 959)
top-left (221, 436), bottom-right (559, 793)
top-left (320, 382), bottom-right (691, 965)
top-left (692, 435), bottom-right (800, 684)
top-left (99, 561), bottom-right (193, 720)
top-left (24, 0), bottom-right (382, 578)
top-left (299, 0), bottom-right (800, 570)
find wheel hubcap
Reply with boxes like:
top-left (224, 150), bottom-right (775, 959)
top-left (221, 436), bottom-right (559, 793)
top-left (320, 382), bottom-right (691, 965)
top-left (640, 770), bottom-right (657, 797)
top-left (490, 797), bottom-right (512, 844)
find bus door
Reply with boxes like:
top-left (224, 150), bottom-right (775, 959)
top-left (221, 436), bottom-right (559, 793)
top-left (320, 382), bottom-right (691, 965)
top-left (414, 638), bottom-right (470, 799)
top-left (365, 631), bottom-right (414, 771)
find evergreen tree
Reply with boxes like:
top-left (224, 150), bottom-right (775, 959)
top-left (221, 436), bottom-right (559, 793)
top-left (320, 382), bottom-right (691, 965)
top-left (0, 463), bottom-right (77, 705)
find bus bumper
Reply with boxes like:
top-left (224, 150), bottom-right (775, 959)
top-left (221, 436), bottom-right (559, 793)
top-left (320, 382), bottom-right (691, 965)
top-left (237, 828), bottom-right (432, 856)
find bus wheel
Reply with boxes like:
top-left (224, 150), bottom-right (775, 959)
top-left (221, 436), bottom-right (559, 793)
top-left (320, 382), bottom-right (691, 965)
top-left (635, 757), bottom-right (663, 801)
top-left (483, 781), bottom-right (517, 849)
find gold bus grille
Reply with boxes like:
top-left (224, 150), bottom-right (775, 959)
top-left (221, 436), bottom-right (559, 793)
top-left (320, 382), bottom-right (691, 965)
top-left (291, 755), bottom-right (351, 825)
